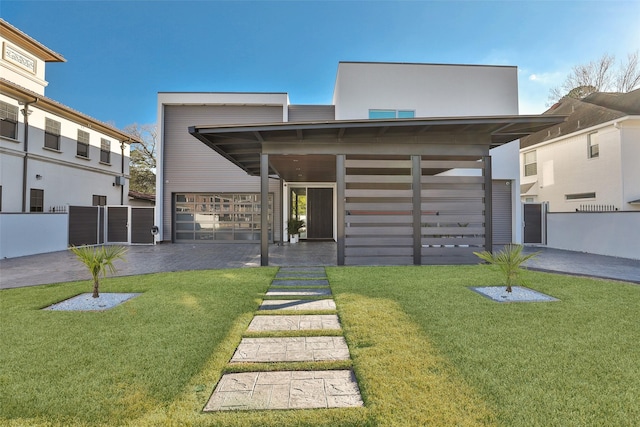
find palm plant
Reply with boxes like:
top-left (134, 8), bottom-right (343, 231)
top-left (287, 218), bottom-right (305, 236)
top-left (474, 244), bottom-right (538, 292)
top-left (69, 245), bottom-right (128, 298)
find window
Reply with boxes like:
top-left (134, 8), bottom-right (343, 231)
top-left (566, 192), bottom-right (596, 200)
top-left (30, 189), bottom-right (44, 212)
top-left (0, 101), bottom-right (19, 139)
top-left (92, 195), bottom-right (107, 206)
top-left (369, 109), bottom-right (415, 119)
top-left (588, 132), bottom-right (599, 158)
top-left (100, 139), bottom-right (111, 164)
top-left (397, 110), bottom-right (415, 118)
top-left (524, 151), bottom-right (537, 176)
top-left (44, 118), bottom-right (61, 150)
top-left (77, 130), bottom-right (90, 158)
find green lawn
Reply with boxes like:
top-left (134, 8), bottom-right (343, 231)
top-left (1, 266), bottom-right (638, 426)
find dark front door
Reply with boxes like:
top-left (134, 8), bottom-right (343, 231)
top-left (307, 188), bottom-right (333, 239)
top-left (523, 203), bottom-right (542, 244)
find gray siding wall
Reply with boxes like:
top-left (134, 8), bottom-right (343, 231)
top-left (162, 105), bottom-right (284, 240)
top-left (288, 105), bottom-right (335, 122)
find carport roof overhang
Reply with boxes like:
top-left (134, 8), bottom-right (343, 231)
top-left (188, 115), bottom-right (566, 179)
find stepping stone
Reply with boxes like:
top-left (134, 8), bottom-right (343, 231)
top-left (247, 315), bottom-right (341, 331)
top-left (204, 370), bottom-right (363, 411)
top-left (259, 299), bottom-right (336, 311)
top-left (271, 279), bottom-right (329, 287)
top-left (266, 289), bottom-right (332, 297)
top-left (230, 336), bottom-right (351, 363)
top-left (276, 272), bottom-right (327, 279)
top-left (279, 267), bottom-right (326, 273)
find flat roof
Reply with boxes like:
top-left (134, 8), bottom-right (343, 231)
top-left (190, 115), bottom-right (566, 178)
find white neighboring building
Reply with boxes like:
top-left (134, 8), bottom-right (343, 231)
top-left (0, 19), bottom-right (141, 214)
top-left (520, 90), bottom-right (640, 212)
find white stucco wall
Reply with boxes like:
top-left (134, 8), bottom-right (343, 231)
top-left (491, 140), bottom-right (522, 243)
top-left (1, 98), bottom-right (131, 212)
top-left (0, 213), bottom-right (68, 258)
top-left (333, 62), bottom-right (519, 120)
top-left (620, 120), bottom-right (640, 208)
top-left (547, 212), bottom-right (640, 260)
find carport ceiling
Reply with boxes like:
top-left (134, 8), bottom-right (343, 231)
top-left (189, 115), bottom-right (566, 179)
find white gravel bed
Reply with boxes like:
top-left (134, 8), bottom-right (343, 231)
top-left (470, 286), bottom-right (558, 303)
top-left (43, 293), bottom-right (141, 311)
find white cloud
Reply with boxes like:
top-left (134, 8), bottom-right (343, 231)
top-left (528, 71), bottom-right (564, 85)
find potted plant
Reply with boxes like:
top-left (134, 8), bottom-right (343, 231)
top-left (287, 218), bottom-right (305, 243)
top-left (473, 244), bottom-right (538, 293)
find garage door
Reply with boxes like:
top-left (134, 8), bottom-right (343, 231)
top-left (492, 180), bottom-right (512, 245)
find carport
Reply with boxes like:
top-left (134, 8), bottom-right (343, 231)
top-left (189, 115), bottom-right (564, 266)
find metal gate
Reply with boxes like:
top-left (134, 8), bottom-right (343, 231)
top-left (523, 203), bottom-right (546, 244)
top-left (69, 206), bottom-right (155, 246)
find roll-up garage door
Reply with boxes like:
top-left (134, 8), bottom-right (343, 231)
top-left (492, 180), bottom-right (512, 245)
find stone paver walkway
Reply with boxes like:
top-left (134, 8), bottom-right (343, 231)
top-left (205, 266), bottom-right (363, 411)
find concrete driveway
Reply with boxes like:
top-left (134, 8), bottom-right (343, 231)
top-left (0, 242), bottom-right (638, 289)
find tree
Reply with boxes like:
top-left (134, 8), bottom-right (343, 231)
top-left (69, 245), bottom-right (127, 298)
top-left (615, 51), bottom-right (640, 93)
top-left (549, 51), bottom-right (640, 104)
top-left (124, 123), bottom-right (157, 194)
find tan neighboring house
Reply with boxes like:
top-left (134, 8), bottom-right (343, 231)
top-left (0, 19), bottom-right (142, 259)
top-left (520, 89), bottom-right (640, 212)
top-left (0, 19), bottom-right (141, 213)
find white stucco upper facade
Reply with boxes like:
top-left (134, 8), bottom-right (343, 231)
top-left (333, 62), bottom-right (519, 120)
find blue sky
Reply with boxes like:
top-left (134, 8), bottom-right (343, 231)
top-left (3, 0), bottom-right (639, 129)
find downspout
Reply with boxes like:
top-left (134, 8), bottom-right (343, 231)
top-left (20, 99), bottom-right (37, 212)
top-left (120, 140), bottom-right (127, 205)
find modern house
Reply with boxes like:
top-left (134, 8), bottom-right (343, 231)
top-left (520, 89), bottom-right (640, 212)
top-left (0, 19), bottom-right (141, 213)
top-left (157, 61), bottom-right (563, 266)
